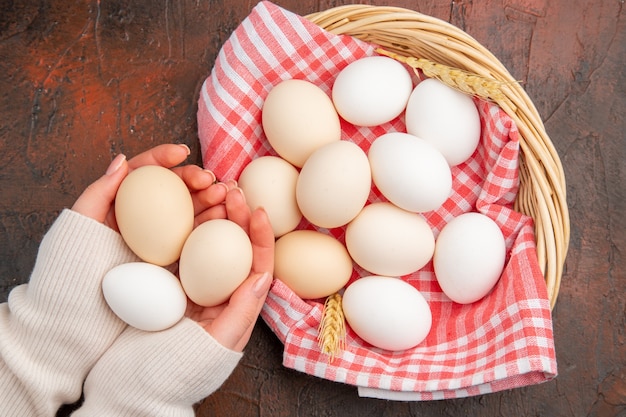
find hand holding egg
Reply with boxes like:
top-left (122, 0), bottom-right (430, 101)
top-left (183, 188), bottom-right (275, 352)
top-left (71, 143), bottom-right (228, 232)
top-left (81, 144), bottom-right (274, 352)
top-left (71, 143), bottom-right (190, 227)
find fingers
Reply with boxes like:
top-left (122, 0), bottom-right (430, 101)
top-left (71, 154), bottom-right (129, 223)
top-left (187, 186), bottom-right (275, 352)
top-left (225, 188), bottom-right (251, 233)
top-left (127, 143), bottom-right (191, 170)
top-left (185, 298), bottom-right (226, 324)
top-left (191, 183), bottom-right (229, 217)
top-left (208, 272), bottom-right (273, 351)
top-left (249, 207), bottom-right (275, 275)
top-left (214, 206), bottom-right (274, 350)
top-left (172, 164), bottom-right (216, 191)
top-left (124, 144), bottom-right (242, 223)
top-left (193, 205), bottom-right (228, 227)
top-left (71, 143), bottom-right (241, 230)
top-left (223, 189), bottom-right (274, 274)
top-left (73, 143), bottom-right (190, 221)
top-left (172, 164), bottom-right (228, 216)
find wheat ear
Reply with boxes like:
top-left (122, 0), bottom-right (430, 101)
top-left (376, 48), bottom-right (513, 104)
top-left (318, 292), bottom-right (346, 362)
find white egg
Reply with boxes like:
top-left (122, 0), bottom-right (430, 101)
top-left (342, 276), bottom-right (432, 351)
top-left (296, 140), bottom-right (371, 228)
top-left (405, 78), bottom-right (481, 166)
top-left (345, 202), bottom-right (435, 276)
top-left (368, 132), bottom-right (452, 213)
top-left (332, 56), bottom-right (413, 126)
top-left (102, 262), bottom-right (187, 332)
top-left (238, 156), bottom-right (302, 237)
top-left (434, 212), bottom-right (506, 304)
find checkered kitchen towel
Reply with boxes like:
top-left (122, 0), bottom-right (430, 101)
top-left (198, 1), bottom-right (557, 400)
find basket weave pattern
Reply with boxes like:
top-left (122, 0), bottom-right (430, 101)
top-left (306, 5), bottom-right (569, 309)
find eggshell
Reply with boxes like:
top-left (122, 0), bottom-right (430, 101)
top-left (434, 212), bottom-right (506, 304)
top-left (238, 156), bottom-right (302, 237)
top-left (342, 276), bottom-right (432, 351)
top-left (368, 132), bottom-right (452, 213)
top-left (332, 56), bottom-right (413, 126)
top-left (405, 78), bottom-right (481, 166)
top-left (274, 230), bottom-right (352, 300)
top-left (296, 140), bottom-right (371, 228)
top-left (102, 262), bottom-right (187, 332)
top-left (115, 165), bottom-right (194, 266)
top-left (179, 219), bottom-right (253, 307)
top-left (262, 79), bottom-right (341, 167)
top-left (345, 202), bottom-right (435, 276)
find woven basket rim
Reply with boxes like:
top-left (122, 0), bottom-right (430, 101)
top-left (306, 4), bottom-right (570, 310)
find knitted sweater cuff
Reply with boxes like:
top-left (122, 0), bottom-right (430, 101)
top-left (74, 318), bottom-right (243, 416)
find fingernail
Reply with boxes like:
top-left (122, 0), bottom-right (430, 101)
top-left (232, 186), bottom-right (246, 204)
top-left (214, 182), bottom-right (229, 194)
top-left (203, 169), bottom-right (217, 184)
top-left (106, 154), bottom-right (126, 175)
top-left (252, 272), bottom-right (272, 298)
top-left (178, 143), bottom-right (191, 155)
top-left (225, 179), bottom-right (238, 190)
top-left (255, 206), bottom-right (269, 218)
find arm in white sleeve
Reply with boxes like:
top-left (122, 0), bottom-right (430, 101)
top-left (0, 209), bottom-right (137, 416)
top-left (72, 318), bottom-right (243, 417)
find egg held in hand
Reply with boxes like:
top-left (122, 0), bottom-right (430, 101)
top-left (433, 212), bottom-right (506, 304)
top-left (179, 219), bottom-right (253, 307)
top-left (102, 262), bottom-right (188, 332)
top-left (114, 165), bottom-right (194, 266)
top-left (342, 276), bottom-right (432, 351)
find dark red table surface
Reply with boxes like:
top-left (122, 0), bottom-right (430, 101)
top-left (1, 1), bottom-right (624, 416)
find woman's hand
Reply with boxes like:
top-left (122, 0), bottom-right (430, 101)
top-left (185, 189), bottom-right (275, 352)
top-left (71, 144), bottom-right (230, 230)
top-left (71, 143), bottom-right (275, 352)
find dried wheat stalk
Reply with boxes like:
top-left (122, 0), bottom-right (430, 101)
top-left (376, 47), bottom-right (511, 104)
top-left (318, 292), bottom-right (346, 362)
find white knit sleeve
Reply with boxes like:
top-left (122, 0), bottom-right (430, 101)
top-left (0, 209), bottom-right (137, 416)
top-left (72, 318), bottom-right (243, 417)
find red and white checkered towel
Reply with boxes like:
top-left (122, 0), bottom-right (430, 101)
top-left (198, 1), bottom-right (557, 400)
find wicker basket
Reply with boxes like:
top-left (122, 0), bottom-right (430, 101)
top-left (306, 5), bottom-right (569, 309)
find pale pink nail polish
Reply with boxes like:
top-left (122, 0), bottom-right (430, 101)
top-left (233, 186), bottom-right (246, 203)
top-left (203, 169), bottom-right (217, 184)
top-left (106, 154), bottom-right (126, 175)
top-left (178, 143), bottom-right (191, 155)
top-left (252, 272), bottom-right (272, 298)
